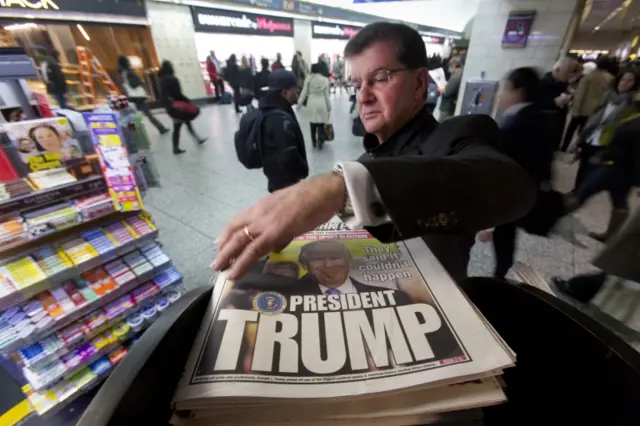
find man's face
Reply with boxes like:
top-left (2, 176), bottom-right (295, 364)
top-left (553, 65), bottom-right (578, 83)
top-left (350, 41), bottom-right (428, 142)
top-left (282, 86), bottom-right (300, 104)
top-left (307, 251), bottom-right (350, 288)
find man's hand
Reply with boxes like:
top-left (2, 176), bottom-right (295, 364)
top-left (212, 173), bottom-right (345, 280)
top-left (554, 95), bottom-right (570, 107)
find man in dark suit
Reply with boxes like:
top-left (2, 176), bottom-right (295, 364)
top-left (213, 22), bottom-right (536, 283)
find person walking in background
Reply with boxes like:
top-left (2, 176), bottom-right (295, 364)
top-left (538, 57), bottom-right (581, 150)
top-left (118, 56), bottom-right (169, 135)
top-left (41, 49), bottom-right (68, 109)
top-left (299, 63), bottom-right (331, 150)
top-left (570, 68), bottom-right (639, 193)
top-left (332, 55), bottom-right (345, 94)
top-left (291, 51), bottom-right (307, 89)
top-left (561, 57), bottom-right (614, 152)
top-left (315, 54), bottom-right (331, 78)
top-left (254, 58), bottom-right (270, 101)
top-left (238, 56), bottom-right (256, 112)
top-left (271, 53), bottom-right (284, 71)
top-left (256, 69), bottom-right (308, 192)
top-left (158, 60), bottom-right (207, 154)
top-left (206, 50), bottom-right (224, 101)
top-left (437, 56), bottom-right (463, 121)
top-left (489, 67), bottom-right (555, 278)
top-left (566, 78), bottom-right (640, 243)
top-left (224, 54), bottom-right (242, 113)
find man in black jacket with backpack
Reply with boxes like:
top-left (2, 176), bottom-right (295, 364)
top-left (235, 69), bottom-right (308, 193)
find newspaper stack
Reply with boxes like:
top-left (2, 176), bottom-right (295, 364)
top-left (171, 224), bottom-right (515, 426)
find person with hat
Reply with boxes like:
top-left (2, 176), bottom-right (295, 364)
top-left (255, 69), bottom-right (308, 192)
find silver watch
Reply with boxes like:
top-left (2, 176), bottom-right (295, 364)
top-left (332, 164), bottom-right (354, 218)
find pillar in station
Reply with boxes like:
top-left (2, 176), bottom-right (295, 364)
top-left (456, 0), bottom-right (581, 115)
top-left (294, 19), bottom-right (313, 66)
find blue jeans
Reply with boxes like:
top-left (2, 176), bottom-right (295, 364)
top-left (575, 165), bottom-right (629, 209)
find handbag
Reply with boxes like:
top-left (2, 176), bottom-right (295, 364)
top-left (171, 100), bottom-right (200, 121)
top-left (324, 123), bottom-right (335, 141)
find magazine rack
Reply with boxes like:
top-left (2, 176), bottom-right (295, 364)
top-left (77, 278), bottom-right (640, 426)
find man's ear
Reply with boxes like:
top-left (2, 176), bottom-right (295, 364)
top-left (416, 68), bottom-right (429, 102)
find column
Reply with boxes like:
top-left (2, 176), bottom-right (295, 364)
top-left (456, 0), bottom-right (581, 115)
top-left (294, 19), bottom-right (313, 67)
top-left (147, 1), bottom-right (206, 100)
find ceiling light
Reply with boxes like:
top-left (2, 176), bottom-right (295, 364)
top-left (4, 23), bottom-right (38, 31)
top-left (77, 24), bottom-right (90, 41)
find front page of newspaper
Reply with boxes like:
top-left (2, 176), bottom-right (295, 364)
top-left (174, 226), bottom-right (513, 404)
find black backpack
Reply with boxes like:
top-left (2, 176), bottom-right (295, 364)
top-left (234, 109), bottom-right (286, 169)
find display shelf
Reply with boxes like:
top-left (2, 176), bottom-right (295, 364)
top-left (19, 272), bottom-right (181, 370)
top-left (28, 330), bottom-right (132, 392)
top-left (26, 286), bottom-right (184, 417)
top-left (0, 176), bottom-right (107, 217)
top-left (0, 227), bottom-right (159, 311)
top-left (0, 261), bottom-right (173, 355)
top-left (28, 353), bottom-right (119, 417)
top-left (0, 207), bottom-right (118, 256)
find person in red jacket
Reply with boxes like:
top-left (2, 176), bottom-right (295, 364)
top-left (271, 53), bottom-right (284, 71)
top-left (206, 51), bottom-right (224, 101)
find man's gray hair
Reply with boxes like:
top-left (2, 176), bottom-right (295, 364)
top-left (554, 57), bottom-right (579, 72)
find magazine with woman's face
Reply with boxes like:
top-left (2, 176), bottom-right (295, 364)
top-left (4, 117), bottom-right (83, 173)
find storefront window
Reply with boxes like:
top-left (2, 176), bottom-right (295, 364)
top-left (2, 21), bottom-right (159, 110)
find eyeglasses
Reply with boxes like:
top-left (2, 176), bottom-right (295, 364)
top-left (351, 67), bottom-right (409, 90)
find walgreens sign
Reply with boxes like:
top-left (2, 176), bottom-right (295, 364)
top-left (191, 6), bottom-right (293, 36)
top-left (312, 23), bottom-right (363, 40)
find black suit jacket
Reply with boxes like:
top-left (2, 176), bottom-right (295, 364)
top-left (357, 107), bottom-right (536, 281)
top-left (500, 103), bottom-right (554, 183)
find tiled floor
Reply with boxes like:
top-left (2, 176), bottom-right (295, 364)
top-left (139, 92), bottom-right (616, 290)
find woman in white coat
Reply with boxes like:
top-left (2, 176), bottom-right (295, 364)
top-left (299, 63), bottom-right (331, 150)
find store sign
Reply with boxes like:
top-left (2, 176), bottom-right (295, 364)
top-left (0, 0), bottom-right (146, 17)
top-left (422, 35), bottom-right (444, 45)
top-left (312, 23), bottom-right (362, 40)
top-left (191, 6), bottom-right (294, 36)
top-left (0, 0), bottom-right (59, 10)
top-left (502, 10), bottom-right (536, 48)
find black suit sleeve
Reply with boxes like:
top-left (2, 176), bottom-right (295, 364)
top-left (360, 137), bottom-right (537, 243)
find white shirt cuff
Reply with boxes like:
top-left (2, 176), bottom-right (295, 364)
top-left (338, 161), bottom-right (392, 229)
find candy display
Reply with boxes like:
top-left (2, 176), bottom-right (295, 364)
top-left (32, 247), bottom-right (73, 277)
top-left (153, 266), bottom-right (182, 290)
top-left (0, 113), bottom-right (178, 417)
top-left (74, 194), bottom-right (115, 221)
top-left (61, 238), bottom-right (99, 266)
top-left (27, 169), bottom-right (77, 190)
top-left (3, 257), bottom-right (48, 290)
top-left (125, 215), bottom-right (156, 237)
top-left (23, 203), bottom-right (81, 238)
top-left (0, 217), bottom-right (28, 250)
top-left (0, 251), bottom-right (180, 356)
top-left (105, 222), bottom-right (136, 245)
top-left (0, 179), bottom-right (33, 201)
top-left (81, 228), bottom-right (117, 255)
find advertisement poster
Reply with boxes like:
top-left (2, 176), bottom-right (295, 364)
top-left (83, 112), bottom-right (143, 212)
top-left (501, 10), bottom-right (536, 48)
top-left (4, 117), bottom-right (82, 172)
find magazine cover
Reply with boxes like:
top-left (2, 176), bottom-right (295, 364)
top-left (174, 226), bottom-right (514, 403)
top-left (4, 117), bottom-right (82, 172)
